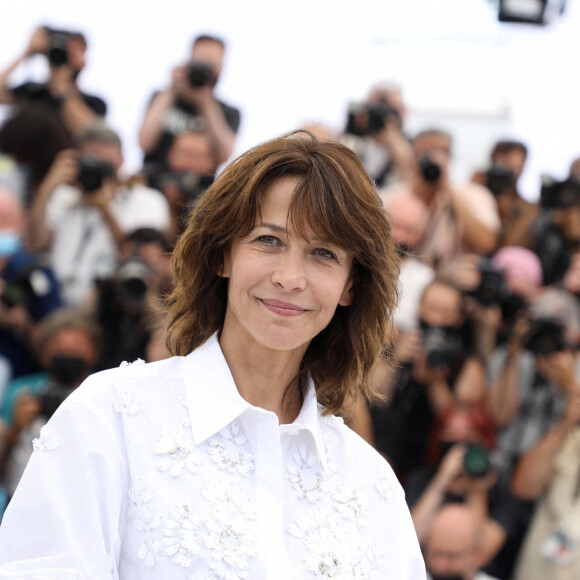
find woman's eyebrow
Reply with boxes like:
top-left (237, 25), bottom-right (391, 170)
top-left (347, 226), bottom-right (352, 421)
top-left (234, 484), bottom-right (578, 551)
top-left (253, 222), bottom-right (287, 234)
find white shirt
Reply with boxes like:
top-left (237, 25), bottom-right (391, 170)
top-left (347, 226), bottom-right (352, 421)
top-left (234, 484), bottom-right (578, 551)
top-left (47, 183), bottom-right (170, 306)
top-left (0, 335), bottom-right (426, 580)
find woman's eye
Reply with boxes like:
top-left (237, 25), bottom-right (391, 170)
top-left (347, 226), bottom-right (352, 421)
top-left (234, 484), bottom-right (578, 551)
top-left (314, 248), bottom-right (338, 261)
top-left (257, 235), bottom-right (280, 246)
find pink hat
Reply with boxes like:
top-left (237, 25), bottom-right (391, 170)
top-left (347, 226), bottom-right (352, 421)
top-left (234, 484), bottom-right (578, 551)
top-left (492, 246), bottom-right (543, 287)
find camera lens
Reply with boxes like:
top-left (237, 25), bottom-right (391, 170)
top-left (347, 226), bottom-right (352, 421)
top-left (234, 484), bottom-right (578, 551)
top-left (463, 443), bottom-right (491, 478)
top-left (419, 156), bottom-right (441, 183)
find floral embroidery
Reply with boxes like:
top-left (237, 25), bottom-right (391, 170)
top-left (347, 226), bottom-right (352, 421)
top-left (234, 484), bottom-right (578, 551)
top-left (154, 432), bottom-right (202, 477)
top-left (207, 422), bottom-right (254, 476)
top-left (288, 444), bottom-right (326, 502)
top-left (119, 358), bottom-right (145, 367)
top-left (32, 425), bottom-right (61, 452)
top-left (163, 505), bottom-right (205, 566)
top-left (288, 509), bottom-right (374, 579)
top-left (331, 485), bottom-right (366, 527)
top-left (376, 478), bottom-right (394, 503)
top-left (129, 478), bottom-right (162, 568)
top-left (113, 392), bottom-right (141, 416)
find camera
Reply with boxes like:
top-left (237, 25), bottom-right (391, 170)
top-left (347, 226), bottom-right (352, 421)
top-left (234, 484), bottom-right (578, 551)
top-left (418, 155), bottom-right (442, 183)
top-left (524, 317), bottom-right (567, 355)
top-left (540, 175), bottom-right (580, 209)
top-left (345, 101), bottom-right (401, 137)
top-left (187, 61), bottom-right (215, 88)
top-left (470, 259), bottom-right (507, 307)
top-left (485, 164), bottom-right (516, 196)
top-left (156, 171), bottom-right (214, 203)
top-left (1, 265), bottom-right (52, 308)
top-left (77, 155), bottom-right (115, 193)
top-left (422, 325), bottom-right (463, 368)
top-left (44, 27), bottom-right (72, 67)
top-left (117, 256), bottom-right (151, 304)
top-left (37, 386), bottom-right (75, 419)
top-left (463, 443), bottom-right (492, 478)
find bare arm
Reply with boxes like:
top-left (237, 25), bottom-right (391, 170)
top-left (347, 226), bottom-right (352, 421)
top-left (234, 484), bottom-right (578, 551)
top-left (138, 89), bottom-right (174, 154)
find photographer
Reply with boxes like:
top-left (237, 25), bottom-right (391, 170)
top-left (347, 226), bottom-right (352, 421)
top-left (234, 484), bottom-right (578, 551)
top-left (0, 308), bottom-right (100, 501)
top-left (91, 227), bottom-right (173, 371)
top-left (341, 81), bottom-right (415, 188)
top-left (407, 403), bottom-right (517, 578)
top-left (0, 187), bottom-right (62, 382)
top-left (26, 125), bottom-right (170, 306)
top-left (0, 26), bottom-right (107, 139)
top-left (138, 34), bottom-right (240, 181)
top-left (380, 129), bottom-right (500, 274)
top-left (370, 280), bottom-right (487, 482)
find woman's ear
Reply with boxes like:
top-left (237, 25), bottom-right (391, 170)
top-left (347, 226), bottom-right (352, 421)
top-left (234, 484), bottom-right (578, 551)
top-left (339, 279), bottom-right (354, 307)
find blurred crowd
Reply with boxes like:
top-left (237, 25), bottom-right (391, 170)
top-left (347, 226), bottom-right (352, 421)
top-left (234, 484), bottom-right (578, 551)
top-left (1, 24), bottom-right (580, 580)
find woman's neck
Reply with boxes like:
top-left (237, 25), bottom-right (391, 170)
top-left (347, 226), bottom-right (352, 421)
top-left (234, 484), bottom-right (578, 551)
top-left (219, 332), bottom-right (305, 424)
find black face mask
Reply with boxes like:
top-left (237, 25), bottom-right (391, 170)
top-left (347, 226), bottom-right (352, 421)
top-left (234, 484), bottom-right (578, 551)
top-left (48, 356), bottom-right (87, 386)
top-left (419, 319), bottom-right (459, 335)
top-left (428, 574), bottom-right (464, 580)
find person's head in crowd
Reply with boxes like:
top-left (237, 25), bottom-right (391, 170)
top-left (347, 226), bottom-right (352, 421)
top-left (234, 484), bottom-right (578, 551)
top-left (492, 245), bottom-right (543, 304)
top-left (0, 105), bottom-right (72, 191)
top-left (427, 402), bottom-right (496, 470)
top-left (0, 187), bottom-right (26, 267)
top-left (419, 280), bottom-right (465, 330)
top-left (119, 227), bottom-right (174, 297)
top-left (33, 308), bottom-right (100, 387)
top-left (298, 122), bottom-right (337, 141)
top-left (528, 287), bottom-right (580, 350)
top-left (166, 131), bottom-right (400, 415)
top-left (77, 124), bottom-right (123, 177)
top-left (366, 80), bottom-right (407, 121)
top-left (189, 34), bottom-right (226, 87)
top-left (38, 26), bottom-right (88, 78)
top-left (166, 131), bottom-right (215, 176)
top-left (384, 191), bottom-right (430, 255)
top-left (490, 140), bottom-right (528, 184)
top-left (424, 503), bottom-right (485, 580)
top-left (412, 129), bottom-right (453, 182)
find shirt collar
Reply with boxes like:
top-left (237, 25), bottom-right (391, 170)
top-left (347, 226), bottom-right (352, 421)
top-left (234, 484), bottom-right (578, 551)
top-left (183, 333), bottom-right (330, 473)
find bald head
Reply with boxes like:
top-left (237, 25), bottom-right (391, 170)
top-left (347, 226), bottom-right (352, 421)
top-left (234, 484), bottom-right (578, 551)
top-left (383, 192), bottom-right (429, 250)
top-left (425, 504), bottom-right (480, 580)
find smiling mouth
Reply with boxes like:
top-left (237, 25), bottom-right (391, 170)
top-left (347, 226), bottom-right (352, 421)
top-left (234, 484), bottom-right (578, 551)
top-left (260, 299), bottom-right (309, 317)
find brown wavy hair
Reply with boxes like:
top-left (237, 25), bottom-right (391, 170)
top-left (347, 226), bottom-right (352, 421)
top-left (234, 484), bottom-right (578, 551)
top-left (166, 132), bottom-right (400, 415)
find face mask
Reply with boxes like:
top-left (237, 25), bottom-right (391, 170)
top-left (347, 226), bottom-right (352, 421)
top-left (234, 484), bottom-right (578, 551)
top-left (0, 231), bottom-right (20, 258)
top-left (428, 574), bottom-right (464, 580)
top-left (48, 356), bottom-right (88, 385)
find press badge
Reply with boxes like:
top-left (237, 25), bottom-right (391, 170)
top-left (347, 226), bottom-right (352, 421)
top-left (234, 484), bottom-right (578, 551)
top-left (541, 530), bottom-right (580, 565)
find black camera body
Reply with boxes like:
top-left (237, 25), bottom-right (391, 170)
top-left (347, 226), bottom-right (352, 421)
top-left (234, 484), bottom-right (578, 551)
top-left (37, 386), bottom-right (75, 419)
top-left (1, 265), bottom-right (52, 308)
top-left (345, 101), bottom-right (401, 137)
top-left (44, 27), bottom-right (72, 67)
top-left (78, 155), bottom-right (115, 193)
top-left (418, 155), bottom-right (442, 183)
top-left (540, 175), bottom-right (580, 209)
top-left (422, 326), bottom-right (463, 368)
top-left (485, 164), bottom-right (516, 196)
top-left (187, 61), bottom-right (215, 88)
top-left (524, 317), bottom-right (567, 355)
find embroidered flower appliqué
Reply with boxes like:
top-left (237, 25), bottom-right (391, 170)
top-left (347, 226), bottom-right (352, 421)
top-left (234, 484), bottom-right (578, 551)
top-left (32, 425), bottom-right (61, 452)
top-left (376, 478), bottom-right (394, 503)
top-left (113, 392), bottom-right (141, 416)
top-left (288, 444), bottom-right (326, 502)
top-left (207, 422), bottom-right (254, 476)
top-left (154, 432), bottom-right (202, 477)
top-left (331, 485), bottom-right (366, 527)
top-left (129, 478), bottom-right (162, 568)
top-left (163, 504), bottom-right (205, 567)
top-left (289, 509), bottom-right (373, 579)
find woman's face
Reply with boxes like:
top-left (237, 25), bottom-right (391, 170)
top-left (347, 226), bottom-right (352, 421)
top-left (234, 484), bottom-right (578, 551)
top-left (220, 176), bottom-right (354, 354)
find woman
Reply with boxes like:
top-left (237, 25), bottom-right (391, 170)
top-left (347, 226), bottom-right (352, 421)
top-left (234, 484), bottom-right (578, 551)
top-left (0, 133), bottom-right (425, 579)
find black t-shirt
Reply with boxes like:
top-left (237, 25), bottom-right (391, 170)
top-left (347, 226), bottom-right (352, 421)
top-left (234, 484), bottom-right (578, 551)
top-left (12, 82), bottom-right (107, 117)
top-left (143, 94), bottom-right (241, 174)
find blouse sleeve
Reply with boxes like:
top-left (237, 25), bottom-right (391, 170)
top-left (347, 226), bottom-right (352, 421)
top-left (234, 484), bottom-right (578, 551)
top-left (0, 390), bottom-right (128, 579)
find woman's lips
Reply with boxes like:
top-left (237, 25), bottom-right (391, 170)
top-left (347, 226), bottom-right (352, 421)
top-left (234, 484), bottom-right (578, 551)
top-left (260, 298), bottom-right (308, 317)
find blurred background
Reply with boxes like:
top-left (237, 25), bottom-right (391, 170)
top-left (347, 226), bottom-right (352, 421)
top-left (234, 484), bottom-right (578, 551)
top-left (0, 0), bottom-right (577, 199)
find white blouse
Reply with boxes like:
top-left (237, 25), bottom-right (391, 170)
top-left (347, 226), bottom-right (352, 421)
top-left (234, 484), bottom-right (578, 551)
top-left (0, 334), bottom-right (426, 579)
